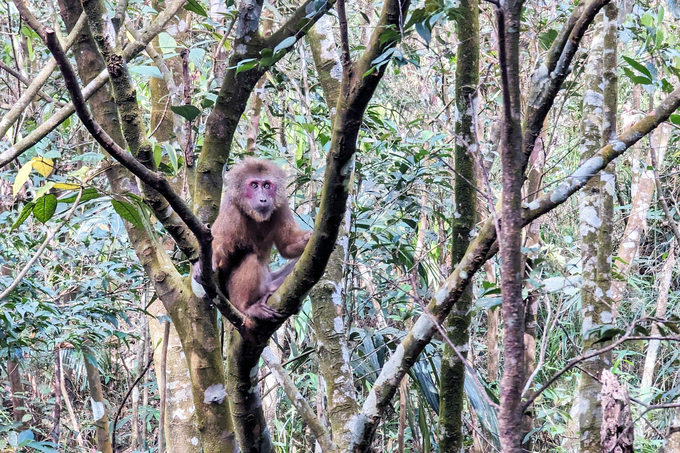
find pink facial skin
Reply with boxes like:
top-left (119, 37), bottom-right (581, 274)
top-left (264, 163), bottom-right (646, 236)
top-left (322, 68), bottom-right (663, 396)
top-left (245, 178), bottom-right (277, 215)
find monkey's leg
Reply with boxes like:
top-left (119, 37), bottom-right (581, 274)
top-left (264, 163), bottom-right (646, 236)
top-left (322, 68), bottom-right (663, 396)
top-left (229, 255), bottom-right (285, 322)
top-left (268, 259), bottom-right (298, 287)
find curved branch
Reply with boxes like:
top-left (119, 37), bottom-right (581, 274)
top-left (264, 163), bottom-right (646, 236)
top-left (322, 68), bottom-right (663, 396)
top-left (0, 0), bottom-right (188, 168)
top-left (43, 28), bottom-right (211, 250)
top-left (265, 0), bottom-right (334, 51)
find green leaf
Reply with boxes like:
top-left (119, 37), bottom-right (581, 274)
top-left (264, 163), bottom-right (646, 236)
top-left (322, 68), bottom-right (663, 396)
top-left (670, 114), bottom-right (680, 125)
top-left (234, 58), bottom-right (257, 74)
top-left (163, 143), bottom-right (178, 172)
top-left (273, 36), bottom-right (296, 54)
top-left (629, 75), bottom-right (653, 86)
top-left (171, 104), bottom-right (201, 122)
top-left (415, 21), bottom-right (431, 46)
top-left (184, 0), bottom-right (207, 16)
top-left (111, 199), bottom-right (144, 229)
top-left (154, 144), bottom-right (162, 167)
top-left (60, 187), bottom-right (99, 204)
top-left (590, 326), bottom-right (625, 345)
top-left (623, 56), bottom-right (653, 79)
top-left (11, 202), bottom-right (34, 231)
top-left (539, 29), bottom-right (558, 51)
top-left (33, 194), bottom-right (57, 223)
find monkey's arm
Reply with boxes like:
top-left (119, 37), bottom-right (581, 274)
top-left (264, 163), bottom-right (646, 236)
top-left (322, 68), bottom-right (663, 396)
top-left (274, 209), bottom-right (310, 259)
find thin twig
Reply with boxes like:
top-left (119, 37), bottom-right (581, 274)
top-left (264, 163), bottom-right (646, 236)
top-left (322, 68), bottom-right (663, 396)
top-left (111, 354), bottom-right (154, 451)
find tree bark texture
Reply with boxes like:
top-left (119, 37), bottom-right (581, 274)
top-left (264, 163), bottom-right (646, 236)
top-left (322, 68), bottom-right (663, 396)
top-left (82, 345), bottom-right (113, 453)
top-left (56, 1), bottom-right (236, 450)
top-left (438, 0), bottom-right (479, 450)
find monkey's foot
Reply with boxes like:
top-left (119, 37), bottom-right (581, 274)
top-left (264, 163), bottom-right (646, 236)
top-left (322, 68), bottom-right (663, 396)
top-left (246, 295), bottom-right (287, 323)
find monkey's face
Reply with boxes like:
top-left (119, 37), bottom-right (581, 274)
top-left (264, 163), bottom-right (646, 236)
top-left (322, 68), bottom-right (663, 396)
top-left (243, 177), bottom-right (278, 222)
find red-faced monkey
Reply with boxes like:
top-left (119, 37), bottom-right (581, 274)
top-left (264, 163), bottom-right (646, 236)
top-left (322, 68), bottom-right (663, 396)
top-left (210, 158), bottom-right (310, 322)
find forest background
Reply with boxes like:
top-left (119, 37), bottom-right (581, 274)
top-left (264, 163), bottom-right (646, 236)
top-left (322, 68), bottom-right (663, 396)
top-left (1, 0), bottom-right (680, 451)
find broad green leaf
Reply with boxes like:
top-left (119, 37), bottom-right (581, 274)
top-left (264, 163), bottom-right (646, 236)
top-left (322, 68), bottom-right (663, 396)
top-left (539, 29), bottom-right (558, 50)
top-left (60, 187), bottom-right (99, 203)
top-left (670, 114), bottom-right (680, 125)
top-left (53, 183), bottom-right (82, 190)
top-left (128, 65), bottom-right (163, 79)
top-left (163, 143), bottom-right (178, 172)
top-left (33, 194), bottom-right (57, 223)
top-left (13, 162), bottom-right (33, 196)
top-left (184, 0), bottom-right (207, 16)
top-left (171, 104), bottom-right (201, 122)
top-left (11, 202), bottom-right (34, 231)
top-left (623, 56), bottom-right (653, 79)
top-left (111, 199), bottom-right (144, 229)
top-left (629, 75), bottom-right (653, 86)
top-left (415, 21), bottom-right (431, 46)
top-left (31, 157), bottom-right (54, 177)
top-left (154, 144), bottom-right (163, 167)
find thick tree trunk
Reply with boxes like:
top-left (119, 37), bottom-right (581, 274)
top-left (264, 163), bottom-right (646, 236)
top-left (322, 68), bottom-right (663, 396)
top-left (496, 3), bottom-right (526, 451)
top-left (438, 0), bottom-right (479, 450)
top-left (57, 1), bottom-right (236, 450)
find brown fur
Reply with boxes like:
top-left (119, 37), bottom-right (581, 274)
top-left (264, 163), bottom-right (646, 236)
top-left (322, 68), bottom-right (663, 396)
top-left (211, 158), bottom-right (310, 323)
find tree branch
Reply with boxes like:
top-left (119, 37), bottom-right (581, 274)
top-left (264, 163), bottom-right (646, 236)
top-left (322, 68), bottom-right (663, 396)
top-left (43, 28), bottom-right (212, 258)
top-left (0, 0), bottom-right (187, 167)
top-left (350, 85), bottom-right (680, 446)
top-left (261, 347), bottom-right (335, 451)
top-left (0, 61), bottom-right (63, 106)
top-left (265, 0), bottom-right (334, 51)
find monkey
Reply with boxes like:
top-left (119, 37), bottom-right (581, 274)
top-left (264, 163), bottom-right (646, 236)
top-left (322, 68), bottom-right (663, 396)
top-left (209, 158), bottom-right (311, 323)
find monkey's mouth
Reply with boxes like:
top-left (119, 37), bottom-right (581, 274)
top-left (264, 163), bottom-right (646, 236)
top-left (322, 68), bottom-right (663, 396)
top-left (255, 207), bottom-right (273, 221)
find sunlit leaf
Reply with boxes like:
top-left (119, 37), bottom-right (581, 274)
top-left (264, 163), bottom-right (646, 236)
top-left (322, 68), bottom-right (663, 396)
top-left (13, 161), bottom-right (33, 196)
top-left (31, 157), bottom-right (54, 177)
top-left (53, 183), bottom-right (82, 190)
top-left (273, 36), bottom-right (296, 54)
top-left (163, 143), bottom-right (178, 172)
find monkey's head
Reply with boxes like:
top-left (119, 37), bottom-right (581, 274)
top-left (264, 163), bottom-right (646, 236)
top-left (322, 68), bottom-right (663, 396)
top-left (226, 158), bottom-right (287, 223)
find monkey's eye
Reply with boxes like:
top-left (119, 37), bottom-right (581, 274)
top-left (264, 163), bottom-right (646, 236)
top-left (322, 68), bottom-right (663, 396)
top-left (263, 182), bottom-right (271, 189)
top-left (250, 182), bottom-right (258, 188)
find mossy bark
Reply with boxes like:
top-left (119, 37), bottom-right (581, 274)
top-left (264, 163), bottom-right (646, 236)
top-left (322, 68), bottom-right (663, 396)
top-left (576, 10), bottom-right (607, 452)
top-left (57, 1), bottom-right (235, 450)
top-left (306, 15), bottom-right (356, 451)
top-left (438, 0), bottom-right (478, 450)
